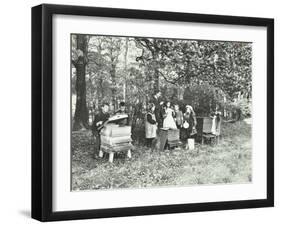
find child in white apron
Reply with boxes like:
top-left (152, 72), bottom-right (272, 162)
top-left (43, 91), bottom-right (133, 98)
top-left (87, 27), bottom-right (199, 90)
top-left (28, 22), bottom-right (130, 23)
top-left (145, 103), bottom-right (158, 150)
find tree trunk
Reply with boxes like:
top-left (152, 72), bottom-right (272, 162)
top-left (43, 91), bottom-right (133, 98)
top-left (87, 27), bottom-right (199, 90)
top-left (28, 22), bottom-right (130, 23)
top-left (152, 43), bottom-right (160, 93)
top-left (153, 59), bottom-right (160, 93)
top-left (123, 38), bottom-right (129, 101)
top-left (110, 64), bottom-right (117, 110)
top-left (73, 34), bottom-right (89, 131)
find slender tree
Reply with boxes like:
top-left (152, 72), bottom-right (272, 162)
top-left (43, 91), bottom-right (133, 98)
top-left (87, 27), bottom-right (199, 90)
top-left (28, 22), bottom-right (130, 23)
top-left (123, 38), bottom-right (129, 101)
top-left (104, 37), bottom-right (122, 110)
top-left (72, 34), bottom-right (89, 130)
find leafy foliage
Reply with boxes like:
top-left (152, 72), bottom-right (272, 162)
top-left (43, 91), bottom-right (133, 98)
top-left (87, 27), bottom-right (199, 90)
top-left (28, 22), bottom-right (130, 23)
top-left (71, 35), bottom-right (252, 129)
top-left (135, 38), bottom-right (252, 99)
top-left (183, 81), bottom-right (227, 116)
top-left (229, 98), bottom-right (252, 119)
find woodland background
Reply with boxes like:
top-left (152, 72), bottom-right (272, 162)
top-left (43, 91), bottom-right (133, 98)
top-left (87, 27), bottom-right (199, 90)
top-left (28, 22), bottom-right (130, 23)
top-left (71, 34), bottom-right (253, 190)
top-left (71, 34), bottom-right (252, 131)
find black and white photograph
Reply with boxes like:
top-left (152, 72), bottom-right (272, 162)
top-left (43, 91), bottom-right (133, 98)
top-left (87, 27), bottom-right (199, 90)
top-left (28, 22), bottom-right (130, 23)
top-left (31, 2), bottom-right (274, 222)
top-left (71, 34), bottom-right (252, 191)
top-left (0, 0), bottom-right (277, 224)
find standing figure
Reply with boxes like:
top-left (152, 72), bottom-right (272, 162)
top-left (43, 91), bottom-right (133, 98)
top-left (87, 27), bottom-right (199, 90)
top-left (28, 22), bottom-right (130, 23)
top-left (91, 103), bottom-right (110, 156)
top-left (152, 91), bottom-right (164, 129)
top-left (145, 103), bottom-right (158, 151)
top-left (173, 104), bottom-right (183, 129)
top-left (163, 101), bottom-right (177, 129)
top-left (114, 101), bottom-right (130, 126)
top-left (182, 105), bottom-right (197, 141)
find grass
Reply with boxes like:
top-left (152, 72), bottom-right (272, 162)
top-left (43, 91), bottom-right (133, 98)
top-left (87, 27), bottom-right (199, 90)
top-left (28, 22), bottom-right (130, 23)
top-left (71, 120), bottom-right (251, 191)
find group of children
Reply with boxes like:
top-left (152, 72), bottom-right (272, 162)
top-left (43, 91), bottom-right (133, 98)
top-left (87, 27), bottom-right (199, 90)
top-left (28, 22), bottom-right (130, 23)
top-left (145, 99), bottom-right (197, 150)
top-left (91, 93), bottom-right (197, 154)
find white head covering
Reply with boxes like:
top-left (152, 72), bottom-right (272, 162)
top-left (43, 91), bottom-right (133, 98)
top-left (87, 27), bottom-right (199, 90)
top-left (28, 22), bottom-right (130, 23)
top-left (185, 105), bottom-right (193, 113)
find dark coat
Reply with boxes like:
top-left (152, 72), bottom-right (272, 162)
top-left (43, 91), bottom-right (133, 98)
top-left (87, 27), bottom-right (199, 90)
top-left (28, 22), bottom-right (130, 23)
top-left (152, 96), bottom-right (165, 127)
top-left (92, 111), bottom-right (110, 133)
top-left (182, 110), bottom-right (197, 140)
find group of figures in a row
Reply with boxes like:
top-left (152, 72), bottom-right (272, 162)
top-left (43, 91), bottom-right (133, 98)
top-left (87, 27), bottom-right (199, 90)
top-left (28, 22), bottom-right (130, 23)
top-left (145, 91), bottom-right (197, 151)
top-left (91, 91), bottom-right (197, 153)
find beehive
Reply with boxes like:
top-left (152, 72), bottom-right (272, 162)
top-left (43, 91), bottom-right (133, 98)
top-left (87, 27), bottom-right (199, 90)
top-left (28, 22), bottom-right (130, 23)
top-left (159, 128), bottom-right (181, 151)
top-left (99, 123), bottom-right (133, 162)
top-left (100, 124), bottom-right (131, 137)
top-left (167, 129), bottom-right (180, 142)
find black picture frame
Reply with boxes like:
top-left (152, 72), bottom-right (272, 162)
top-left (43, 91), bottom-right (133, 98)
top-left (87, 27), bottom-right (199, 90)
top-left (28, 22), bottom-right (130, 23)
top-left (32, 3), bottom-right (274, 222)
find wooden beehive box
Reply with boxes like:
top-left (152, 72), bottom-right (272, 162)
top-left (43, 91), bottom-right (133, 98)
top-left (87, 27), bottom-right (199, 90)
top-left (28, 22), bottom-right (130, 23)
top-left (100, 124), bottom-right (131, 137)
top-left (98, 118), bottom-right (133, 162)
top-left (196, 116), bottom-right (222, 137)
top-left (100, 135), bottom-right (132, 146)
top-left (196, 117), bottom-right (213, 134)
top-left (167, 129), bottom-right (180, 142)
top-left (100, 123), bottom-right (132, 151)
top-left (159, 128), bottom-right (181, 151)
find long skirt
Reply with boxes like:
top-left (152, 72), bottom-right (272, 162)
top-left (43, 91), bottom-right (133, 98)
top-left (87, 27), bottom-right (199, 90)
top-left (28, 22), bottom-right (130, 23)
top-left (163, 115), bottom-right (177, 129)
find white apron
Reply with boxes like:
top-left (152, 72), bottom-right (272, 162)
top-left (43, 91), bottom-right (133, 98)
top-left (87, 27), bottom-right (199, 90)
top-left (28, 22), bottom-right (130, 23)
top-left (163, 108), bottom-right (177, 129)
top-left (145, 112), bottom-right (157, 138)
